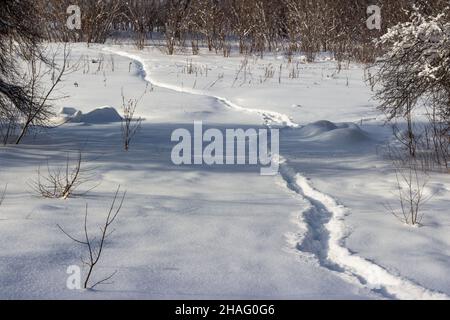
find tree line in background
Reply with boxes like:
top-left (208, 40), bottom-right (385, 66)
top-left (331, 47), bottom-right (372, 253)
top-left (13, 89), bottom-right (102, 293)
top-left (39, 0), bottom-right (449, 61)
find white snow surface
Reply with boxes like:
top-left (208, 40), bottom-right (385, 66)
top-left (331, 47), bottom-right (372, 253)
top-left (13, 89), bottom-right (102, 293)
top-left (0, 44), bottom-right (449, 299)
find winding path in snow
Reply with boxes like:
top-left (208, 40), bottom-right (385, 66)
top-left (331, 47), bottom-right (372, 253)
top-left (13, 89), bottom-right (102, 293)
top-left (105, 47), bottom-right (448, 300)
top-left (104, 49), bottom-right (298, 128)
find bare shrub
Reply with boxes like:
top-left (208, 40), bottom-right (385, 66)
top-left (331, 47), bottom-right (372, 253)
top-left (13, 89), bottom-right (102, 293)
top-left (385, 150), bottom-right (432, 226)
top-left (263, 64), bottom-right (275, 81)
top-left (31, 151), bottom-right (95, 199)
top-left (58, 187), bottom-right (126, 289)
top-left (232, 58), bottom-right (254, 87)
top-left (388, 120), bottom-right (450, 173)
top-left (425, 106), bottom-right (450, 170)
top-left (181, 59), bottom-right (208, 77)
top-left (207, 73), bottom-right (224, 89)
top-left (182, 59), bottom-right (196, 75)
top-left (121, 90), bottom-right (144, 151)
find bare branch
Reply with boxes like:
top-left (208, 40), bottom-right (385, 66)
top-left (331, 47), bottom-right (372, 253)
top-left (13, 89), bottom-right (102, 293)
top-left (30, 150), bottom-right (97, 199)
top-left (58, 186), bottom-right (126, 289)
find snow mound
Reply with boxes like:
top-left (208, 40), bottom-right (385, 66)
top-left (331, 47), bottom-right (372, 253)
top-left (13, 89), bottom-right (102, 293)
top-left (313, 126), bottom-right (370, 144)
top-left (299, 121), bottom-right (339, 137)
top-left (58, 106), bottom-right (123, 124)
top-left (299, 121), bottom-right (371, 145)
top-left (79, 107), bottom-right (123, 124)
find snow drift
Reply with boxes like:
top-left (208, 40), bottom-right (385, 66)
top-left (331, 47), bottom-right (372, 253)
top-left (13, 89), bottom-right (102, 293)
top-left (58, 106), bottom-right (122, 124)
top-left (298, 121), bottom-right (372, 145)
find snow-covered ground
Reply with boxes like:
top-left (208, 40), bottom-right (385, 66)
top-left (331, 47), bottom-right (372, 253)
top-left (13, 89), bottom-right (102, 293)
top-left (0, 43), bottom-right (449, 299)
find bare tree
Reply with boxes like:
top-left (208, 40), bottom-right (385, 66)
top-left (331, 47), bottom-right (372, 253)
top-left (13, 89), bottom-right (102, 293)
top-left (373, 8), bottom-right (450, 160)
top-left (58, 187), bottom-right (126, 289)
top-left (163, 0), bottom-right (193, 55)
top-left (126, 0), bottom-right (159, 50)
top-left (80, 0), bottom-right (123, 46)
top-left (0, 0), bottom-right (46, 144)
top-left (14, 44), bottom-right (76, 145)
top-left (188, 0), bottom-right (225, 52)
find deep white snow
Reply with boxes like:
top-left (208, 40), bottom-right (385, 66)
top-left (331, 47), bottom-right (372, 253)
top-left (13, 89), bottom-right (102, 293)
top-left (0, 43), bottom-right (449, 299)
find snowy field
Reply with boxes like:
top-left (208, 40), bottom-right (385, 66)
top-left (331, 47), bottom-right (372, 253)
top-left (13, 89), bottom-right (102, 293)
top-left (0, 43), bottom-right (449, 299)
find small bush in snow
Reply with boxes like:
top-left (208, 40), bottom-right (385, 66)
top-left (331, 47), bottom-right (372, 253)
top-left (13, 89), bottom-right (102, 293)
top-left (121, 89), bottom-right (145, 152)
top-left (385, 147), bottom-right (432, 226)
top-left (30, 151), bottom-right (96, 199)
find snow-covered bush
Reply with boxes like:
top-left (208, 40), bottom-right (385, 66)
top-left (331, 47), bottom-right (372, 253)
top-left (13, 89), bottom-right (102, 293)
top-left (374, 8), bottom-right (450, 164)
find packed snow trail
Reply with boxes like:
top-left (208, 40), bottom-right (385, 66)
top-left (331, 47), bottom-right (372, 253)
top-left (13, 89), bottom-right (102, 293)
top-left (105, 47), bottom-right (448, 300)
top-left (103, 49), bottom-right (299, 128)
top-left (278, 159), bottom-right (448, 300)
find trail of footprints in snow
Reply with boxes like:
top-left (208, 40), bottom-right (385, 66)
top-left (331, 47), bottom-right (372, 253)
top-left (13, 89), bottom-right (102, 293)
top-left (278, 158), bottom-right (448, 300)
top-left (106, 48), bottom-right (448, 300)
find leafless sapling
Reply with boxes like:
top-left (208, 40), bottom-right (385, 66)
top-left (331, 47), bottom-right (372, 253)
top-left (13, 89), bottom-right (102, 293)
top-left (385, 154), bottom-right (432, 226)
top-left (58, 187), bottom-right (126, 289)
